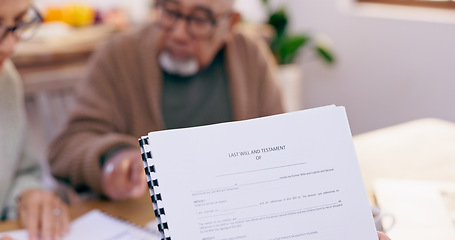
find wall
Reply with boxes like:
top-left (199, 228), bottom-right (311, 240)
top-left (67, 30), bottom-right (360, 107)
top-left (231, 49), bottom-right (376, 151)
top-left (236, 0), bottom-right (455, 134)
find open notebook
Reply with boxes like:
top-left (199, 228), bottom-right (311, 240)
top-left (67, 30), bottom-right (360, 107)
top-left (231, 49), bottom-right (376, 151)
top-left (0, 209), bottom-right (160, 240)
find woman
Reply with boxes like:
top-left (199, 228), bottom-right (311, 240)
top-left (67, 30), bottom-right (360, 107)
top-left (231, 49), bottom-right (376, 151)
top-left (0, 0), bottom-right (69, 239)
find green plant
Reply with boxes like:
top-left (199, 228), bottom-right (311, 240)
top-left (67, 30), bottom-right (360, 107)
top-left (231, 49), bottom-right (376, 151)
top-left (262, 0), bottom-right (335, 65)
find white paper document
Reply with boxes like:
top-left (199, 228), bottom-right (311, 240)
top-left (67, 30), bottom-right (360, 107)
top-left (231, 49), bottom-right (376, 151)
top-left (141, 105), bottom-right (378, 240)
top-left (0, 210), bottom-right (160, 240)
top-left (374, 179), bottom-right (455, 240)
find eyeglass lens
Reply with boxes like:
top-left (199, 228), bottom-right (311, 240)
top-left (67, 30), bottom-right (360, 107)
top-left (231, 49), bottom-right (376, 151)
top-left (0, 8), bottom-right (42, 42)
top-left (158, 1), bottom-right (216, 39)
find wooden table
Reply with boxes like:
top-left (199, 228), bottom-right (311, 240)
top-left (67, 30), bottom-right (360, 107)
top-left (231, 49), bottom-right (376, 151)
top-left (353, 118), bottom-right (455, 204)
top-left (0, 193), bottom-right (155, 233)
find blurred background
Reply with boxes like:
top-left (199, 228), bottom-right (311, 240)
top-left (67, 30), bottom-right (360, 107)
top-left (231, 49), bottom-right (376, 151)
top-left (235, 0), bottom-right (455, 135)
top-left (7, 0), bottom-right (455, 238)
top-left (18, 0), bottom-right (455, 143)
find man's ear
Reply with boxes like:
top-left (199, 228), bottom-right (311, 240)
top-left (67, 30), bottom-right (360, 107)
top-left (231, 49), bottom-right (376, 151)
top-left (228, 12), bottom-right (241, 32)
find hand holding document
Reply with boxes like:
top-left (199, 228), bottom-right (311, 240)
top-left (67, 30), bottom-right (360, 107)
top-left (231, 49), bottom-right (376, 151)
top-left (139, 105), bottom-right (379, 240)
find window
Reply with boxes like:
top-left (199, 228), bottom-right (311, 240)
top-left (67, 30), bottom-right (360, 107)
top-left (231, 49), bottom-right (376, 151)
top-left (358, 0), bottom-right (455, 9)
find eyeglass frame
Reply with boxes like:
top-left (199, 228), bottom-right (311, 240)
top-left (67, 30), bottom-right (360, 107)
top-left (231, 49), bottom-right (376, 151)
top-left (155, 0), bottom-right (233, 39)
top-left (0, 7), bottom-right (43, 43)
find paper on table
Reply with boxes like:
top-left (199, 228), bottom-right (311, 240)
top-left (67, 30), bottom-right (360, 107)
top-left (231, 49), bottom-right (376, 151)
top-left (0, 229), bottom-right (27, 240)
top-left (142, 105), bottom-right (378, 240)
top-left (0, 210), bottom-right (160, 240)
top-left (374, 178), bottom-right (455, 240)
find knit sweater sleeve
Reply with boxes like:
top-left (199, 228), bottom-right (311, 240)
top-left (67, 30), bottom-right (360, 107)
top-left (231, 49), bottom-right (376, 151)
top-left (4, 137), bottom-right (43, 220)
top-left (1, 60), bottom-right (43, 220)
top-left (49, 37), bottom-right (139, 195)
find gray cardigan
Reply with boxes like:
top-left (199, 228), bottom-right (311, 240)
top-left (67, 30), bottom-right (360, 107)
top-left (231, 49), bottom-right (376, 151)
top-left (0, 59), bottom-right (42, 220)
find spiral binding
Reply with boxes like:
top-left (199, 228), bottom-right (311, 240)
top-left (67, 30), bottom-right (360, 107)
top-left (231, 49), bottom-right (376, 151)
top-left (97, 209), bottom-right (159, 238)
top-left (139, 136), bottom-right (172, 240)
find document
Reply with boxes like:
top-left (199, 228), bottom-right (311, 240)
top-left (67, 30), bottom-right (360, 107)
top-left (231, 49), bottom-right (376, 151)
top-left (374, 179), bottom-right (455, 240)
top-left (0, 210), bottom-right (160, 240)
top-left (140, 105), bottom-right (378, 240)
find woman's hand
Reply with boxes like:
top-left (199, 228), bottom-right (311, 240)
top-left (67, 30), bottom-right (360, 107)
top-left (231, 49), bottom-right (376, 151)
top-left (18, 189), bottom-right (69, 240)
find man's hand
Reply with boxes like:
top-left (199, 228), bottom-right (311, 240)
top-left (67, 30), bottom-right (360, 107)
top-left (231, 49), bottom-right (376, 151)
top-left (18, 189), bottom-right (69, 240)
top-left (378, 231), bottom-right (391, 240)
top-left (102, 148), bottom-right (147, 200)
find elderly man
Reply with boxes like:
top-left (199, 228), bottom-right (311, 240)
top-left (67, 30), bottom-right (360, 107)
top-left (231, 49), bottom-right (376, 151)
top-left (50, 0), bottom-right (283, 200)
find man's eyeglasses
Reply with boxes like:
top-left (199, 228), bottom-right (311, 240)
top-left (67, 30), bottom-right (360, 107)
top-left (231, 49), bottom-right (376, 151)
top-left (156, 0), bottom-right (232, 39)
top-left (0, 7), bottom-right (43, 43)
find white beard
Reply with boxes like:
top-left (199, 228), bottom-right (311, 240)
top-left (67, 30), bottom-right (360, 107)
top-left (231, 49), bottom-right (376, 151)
top-left (158, 51), bottom-right (199, 77)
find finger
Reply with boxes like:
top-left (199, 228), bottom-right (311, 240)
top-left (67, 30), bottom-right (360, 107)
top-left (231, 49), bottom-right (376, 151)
top-left (103, 161), bottom-right (127, 200)
top-left (111, 172), bottom-right (130, 200)
top-left (377, 231), bottom-right (391, 240)
top-left (22, 198), bottom-right (41, 240)
top-left (129, 178), bottom-right (147, 198)
top-left (41, 194), bottom-right (55, 240)
top-left (60, 204), bottom-right (70, 236)
top-left (115, 159), bottom-right (134, 199)
top-left (127, 158), bottom-right (147, 198)
top-left (102, 162), bottom-right (117, 199)
top-left (139, 167), bottom-right (147, 182)
top-left (51, 202), bottom-right (63, 240)
top-left (129, 157), bottom-right (143, 183)
top-left (55, 201), bottom-right (69, 238)
top-left (53, 214), bottom-right (62, 240)
top-left (117, 157), bottom-right (133, 185)
top-left (50, 196), bottom-right (66, 240)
